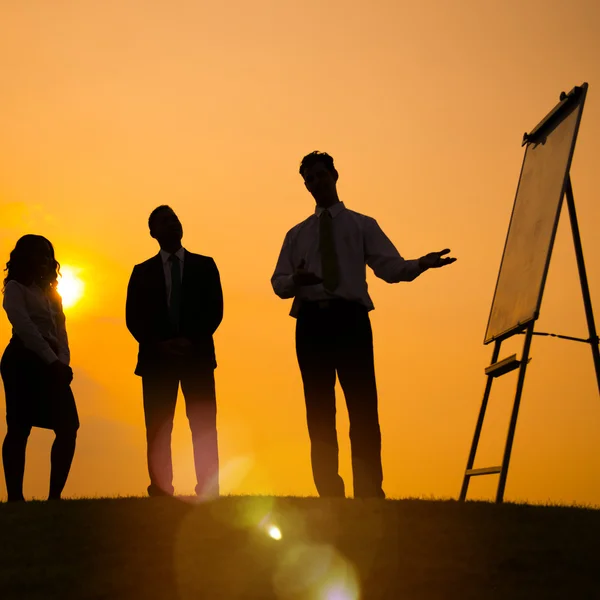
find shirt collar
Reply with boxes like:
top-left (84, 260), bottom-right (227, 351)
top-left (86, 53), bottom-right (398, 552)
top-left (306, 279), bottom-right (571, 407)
top-left (160, 246), bottom-right (185, 265)
top-left (315, 201), bottom-right (346, 218)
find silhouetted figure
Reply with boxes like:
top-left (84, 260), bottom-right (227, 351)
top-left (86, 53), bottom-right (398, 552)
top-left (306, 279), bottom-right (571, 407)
top-left (272, 151), bottom-right (456, 498)
top-left (1, 235), bottom-right (79, 502)
top-left (126, 206), bottom-right (223, 498)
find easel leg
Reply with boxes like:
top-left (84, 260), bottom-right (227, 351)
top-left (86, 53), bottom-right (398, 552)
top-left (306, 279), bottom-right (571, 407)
top-left (459, 340), bottom-right (501, 501)
top-left (496, 323), bottom-right (535, 503)
top-left (565, 176), bottom-right (600, 395)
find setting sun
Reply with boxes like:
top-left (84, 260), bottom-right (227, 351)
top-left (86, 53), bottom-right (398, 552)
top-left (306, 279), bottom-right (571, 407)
top-left (57, 266), bottom-right (85, 309)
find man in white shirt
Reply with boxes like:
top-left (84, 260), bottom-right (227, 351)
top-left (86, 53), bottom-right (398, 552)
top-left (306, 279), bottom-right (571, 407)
top-left (271, 151), bottom-right (456, 498)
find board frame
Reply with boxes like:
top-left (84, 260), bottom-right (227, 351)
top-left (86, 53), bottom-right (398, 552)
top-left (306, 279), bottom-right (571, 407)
top-left (484, 84), bottom-right (588, 344)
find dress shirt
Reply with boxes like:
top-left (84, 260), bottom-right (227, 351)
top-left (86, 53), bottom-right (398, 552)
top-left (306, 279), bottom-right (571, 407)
top-left (159, 247), bottom-right (186, 307)
top-left (271, 202), bottom-right (423, 317)
top-left (2, 280), bottom-right (70, 365)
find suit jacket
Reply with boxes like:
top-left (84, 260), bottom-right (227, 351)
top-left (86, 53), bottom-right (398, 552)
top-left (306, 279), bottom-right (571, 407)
top-left (126, 250), bottom-right (223, 377)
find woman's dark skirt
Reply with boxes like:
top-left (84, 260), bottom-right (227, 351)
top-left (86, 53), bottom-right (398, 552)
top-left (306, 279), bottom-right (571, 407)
top-left (1, 337), bottom-right (79, 431)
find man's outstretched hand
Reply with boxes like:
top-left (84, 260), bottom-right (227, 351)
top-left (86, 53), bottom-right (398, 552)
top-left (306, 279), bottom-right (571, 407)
top-left (293, 259), bottom-right (323, 286)
top-left (418, 249), bottom-right (457, 271)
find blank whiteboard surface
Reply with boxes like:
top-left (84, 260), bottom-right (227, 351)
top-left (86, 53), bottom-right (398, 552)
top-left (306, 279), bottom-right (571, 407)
top-left (484, 92), bottom-right (586, 344)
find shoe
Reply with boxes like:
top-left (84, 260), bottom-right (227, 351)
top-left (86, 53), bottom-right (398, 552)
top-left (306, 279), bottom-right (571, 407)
top-left (147, 484), bottom-right (174, 497)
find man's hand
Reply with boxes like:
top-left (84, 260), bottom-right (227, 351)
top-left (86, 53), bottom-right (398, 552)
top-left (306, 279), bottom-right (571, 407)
top-left (418, 249), bottom-right (457, 271)
top-left (48, 360), bottom-right (73, 387)
top-left (171, 337), bottom-right (192, 356)
top-left (156, 338), bottom-right (193, 357)
top-left (293, 260), bottom-right (323, 287)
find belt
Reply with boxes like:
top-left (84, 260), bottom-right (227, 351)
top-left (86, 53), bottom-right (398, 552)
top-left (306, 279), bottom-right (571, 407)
top-left (300, 298), bottom-right (364, 311)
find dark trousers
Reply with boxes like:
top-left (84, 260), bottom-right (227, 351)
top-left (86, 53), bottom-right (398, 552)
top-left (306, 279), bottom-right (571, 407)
top-left (141, 370), bottom-right (219, 498)
top-left (295, 300), bottom-right (385, 499)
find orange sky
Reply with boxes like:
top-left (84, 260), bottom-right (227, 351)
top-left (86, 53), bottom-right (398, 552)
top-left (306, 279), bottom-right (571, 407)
top-left (1, 0), bottom-right (600, 504)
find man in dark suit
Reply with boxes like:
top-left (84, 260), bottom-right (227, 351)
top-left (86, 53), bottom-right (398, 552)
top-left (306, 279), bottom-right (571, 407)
top-left (126, 205), bottom-right (223, 498)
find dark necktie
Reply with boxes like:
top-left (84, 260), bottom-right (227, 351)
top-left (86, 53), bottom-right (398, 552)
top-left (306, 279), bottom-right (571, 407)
top-left (169, 254), bottom-right (182, 331)
top-left (319, 209), bottom-right (340, 292)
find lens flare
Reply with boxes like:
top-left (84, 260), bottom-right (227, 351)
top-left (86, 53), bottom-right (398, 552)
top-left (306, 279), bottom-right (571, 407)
top-left (268, 525), bottom-right (282, 540)
top-left (273, 542), bottom-right (360, 599)
top-left (322, 581), bottom-right (359, 600)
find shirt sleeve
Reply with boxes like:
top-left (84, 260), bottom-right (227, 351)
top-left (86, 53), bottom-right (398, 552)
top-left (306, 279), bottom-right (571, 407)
top-left (364, 217), bottom-right (423, 283)
top-left (271, 230), bottom-right (298, 299)
top-left (53, 295), bottom-right (71, 366)
top-left (2, 281), bottom-right (59, 364)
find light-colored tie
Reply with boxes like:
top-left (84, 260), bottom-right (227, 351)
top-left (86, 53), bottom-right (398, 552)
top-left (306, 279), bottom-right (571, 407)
top-left (319, 209), bottom-right (340, 292)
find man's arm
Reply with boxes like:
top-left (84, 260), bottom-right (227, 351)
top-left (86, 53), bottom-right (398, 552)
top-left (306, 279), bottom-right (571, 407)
top-left (174, 257), bottom-right (222, 355)
top-left (125, 265), bottom-right (151, 344)
top-left (364, 218), bottom-right (423, 283)
top-left (204, 257), bottom-right (223, 336)
top-left (365, 218), bottom-right (457, 280)
top-left (271, 230), bottom-right (322, 298)
top-left (271, 231), bottom-right (299, 299)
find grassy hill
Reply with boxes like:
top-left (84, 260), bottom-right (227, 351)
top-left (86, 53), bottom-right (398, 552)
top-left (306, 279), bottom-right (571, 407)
top-left (0, 496), bottom-right (598, 599)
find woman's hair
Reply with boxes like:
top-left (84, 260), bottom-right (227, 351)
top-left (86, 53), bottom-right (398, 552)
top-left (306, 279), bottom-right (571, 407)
top-left (3, 234), bottom-right (61, 295)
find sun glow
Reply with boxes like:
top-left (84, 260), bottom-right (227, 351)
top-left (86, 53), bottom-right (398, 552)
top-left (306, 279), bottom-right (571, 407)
top-left (267, 525), bottom-right (282, 540)
top-left (57, 266), bottom-right (84, 309)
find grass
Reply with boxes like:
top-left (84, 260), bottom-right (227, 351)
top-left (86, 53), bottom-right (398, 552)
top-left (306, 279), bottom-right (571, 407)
top-left (1, 495), bottom-right (599, 599)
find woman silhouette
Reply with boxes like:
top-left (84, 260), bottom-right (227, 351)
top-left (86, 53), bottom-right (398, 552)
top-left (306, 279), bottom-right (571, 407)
top-left (1, 235), bottom-right (79, 502)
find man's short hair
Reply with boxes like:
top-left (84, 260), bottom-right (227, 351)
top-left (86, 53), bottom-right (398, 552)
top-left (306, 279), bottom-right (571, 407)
top-left (299, 151), bottom-right (337, 179)
top-left (148, 205), bottom-right (173, 230)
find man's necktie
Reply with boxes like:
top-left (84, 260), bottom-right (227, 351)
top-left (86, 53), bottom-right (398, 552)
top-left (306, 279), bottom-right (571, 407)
top-left (169, 254), bottom-right (182, 331)
top-left (319, 209), bottom-right (340, 292)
